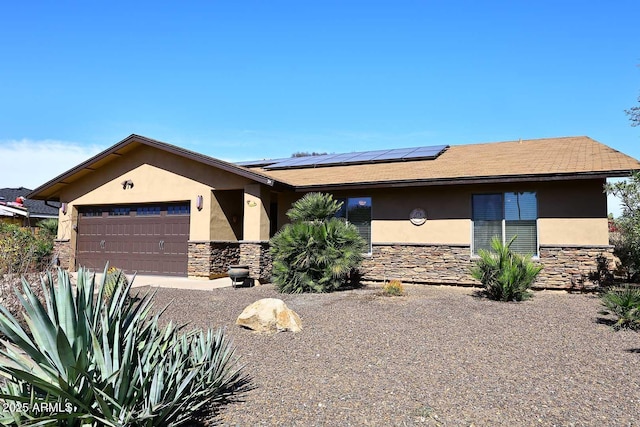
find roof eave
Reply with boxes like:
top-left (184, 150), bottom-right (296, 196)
top-left (28, 134), bottom-right (288, 200)
top-left (291, 170), bottom-right (639, 192)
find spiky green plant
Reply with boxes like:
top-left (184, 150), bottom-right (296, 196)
top-left (600, 285), bottom-right (640, 330)
top-left (0, 266), bottom-right (250, 426)
top-left (270, 193), bottom-right (365, 293)
top-left (470, 236), bottom-right (543, 302)
top-left (103, 266), bottom-right (129, 302)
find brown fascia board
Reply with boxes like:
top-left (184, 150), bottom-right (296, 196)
top-left (28, 134), bottom-right (293, 201)
top-left (291, 170), bottom-right (640, 192)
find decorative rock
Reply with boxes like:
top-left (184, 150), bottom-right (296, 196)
top-left (236, 298), bottom-right (302, 333)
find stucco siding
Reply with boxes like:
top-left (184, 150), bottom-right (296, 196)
top-left (289, 179), bottom-right (609, 248)
top-left (55, 144), bottom-right (254, 241)
top-left (538, 218), bottom-right (609, 246)
top-left (373, 219), bottom-right (471, 244)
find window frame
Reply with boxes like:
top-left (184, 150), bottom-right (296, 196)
top-left (335, 196), bottom-right (373, 255)
top-left (471, 192), bottom-right (539, 258)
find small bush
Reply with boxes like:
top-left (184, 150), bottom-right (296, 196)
top-left (382, 280), bottom-right (405, 296)
top-left (600, 285), bottom-right (640, 330)
top-left (0, 221), bottom-right (57, 275)
top-left (470, 236), bottom-right (543, 302)
top-left (587, 254), bottom-right (615, 288)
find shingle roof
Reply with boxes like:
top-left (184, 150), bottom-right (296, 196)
top-left (248, 136), bottom-right (640, 189)
top-left (0, 187), bottom-right (59, 216)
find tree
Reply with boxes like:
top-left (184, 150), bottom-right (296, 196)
top-left (606, 171), bottom-right (640, 281)
top-left (626, 95), bottom-right (640, 127)
top-left (270, 193), bottom-right (365, 293)
top-left (291, 151), bottom-right (328, 157)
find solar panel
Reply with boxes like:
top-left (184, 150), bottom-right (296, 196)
top-left (239, 144), bottom-right (449, 170)
top-left (371, 148), bottom-right (417, 161)
top-left (235, 157), bottom-right (290, 167)
top-left (338, 149), bottom-right (392, 163)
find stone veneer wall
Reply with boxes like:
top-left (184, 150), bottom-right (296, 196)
top-left (537, 245), bottom-right (614, 290)
top-left (239, 241), bottom-right (272, 283)
top-left (188, 240), bottom-right (240, 278)
top-left (360, 243), bottom-right (614, 290)
top-left (53, 239), bottom-right (73, 271)
top-left (361, 243), bottom-right (477, 285)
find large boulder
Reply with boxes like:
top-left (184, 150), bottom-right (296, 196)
top-left (236, 298), bottom-right (302, 333)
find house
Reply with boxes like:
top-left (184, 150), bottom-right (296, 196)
top-left (27, 134), bottom-right (640, 289)
top-left (0, 187), bottom-right (59, 227)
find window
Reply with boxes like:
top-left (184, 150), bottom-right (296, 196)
top-left (109, 207), bottom-right (130, 216)
top-left (472, 192), bottom-right (537, 256)
top-left (167, 204), bottom-right (190, 215)
top-left (136, 206), bottom-right (161, 216)
top-left (81, 208), bottom-right (102, 217)
top-left (336, 197), bottom-right (372, 253)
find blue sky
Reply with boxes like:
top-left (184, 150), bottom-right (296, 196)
top-left (1, 1), bottom-right (638, 214)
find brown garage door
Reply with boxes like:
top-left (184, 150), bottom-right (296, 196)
top-left (76, 203), bottom-right (190, 276)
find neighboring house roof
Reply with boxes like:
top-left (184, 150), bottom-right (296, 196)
top-left (0, 187), bottom-right (59, 217)
top-left (248, 136), bottom-right (640, 189)
top-left (0, 204), bottom-right (29, 218)
top-left (28, 134), bottom-right (291, 201)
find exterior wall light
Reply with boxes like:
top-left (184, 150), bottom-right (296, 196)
top-left (61, 203), bottom-right (68, 215)
top-left (196, 195), bottom-right (204, 211)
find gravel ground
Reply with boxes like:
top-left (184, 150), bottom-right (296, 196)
top-left (143, 283), bottom-right (640, 427)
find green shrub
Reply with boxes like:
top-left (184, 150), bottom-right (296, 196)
top-left (470, 236), bottom-right (543, 302)
top-left (0, 221), bottom-right (57, 275)
top-left (270, 193), bottom-right (365, 293)
top-left (600, 285), bottom-right (640, 330)
top-left (0, 266), bottom-right (250, 426)
top-left (382, 279), bottom-right (405, 296)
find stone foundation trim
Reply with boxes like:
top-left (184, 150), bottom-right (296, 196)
top-left (53, 239), bottom-right (73, 271)
top-left (536, 245), bottom-right (615, 290)
top-left (239, 240), bottom-right (272, 284)
top-left (361, 242), bottom-right (614, 290)
top-left (361, 243), bottom-right (477, 286)
top-left (187, 240), bottom-right (240, 279)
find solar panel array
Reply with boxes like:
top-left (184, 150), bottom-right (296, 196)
top-left (246, 144), bottom-right (449, 170)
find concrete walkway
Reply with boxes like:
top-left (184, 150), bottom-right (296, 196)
top-left (71, 272), bottom-right (233, 290)
top-left (130, 274), bottom-right (232, 290)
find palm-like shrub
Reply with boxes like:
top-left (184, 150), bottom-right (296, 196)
top-left (285, 192), bottom-right (343, 222)
top-left (470, 236), bottom-right (543, 301)
top-left (0, 266), bottom-right (249, 426)
top-left (270, 193), bottom-right (365, 293)
top-left (600, 285), bottom-right (640, 330)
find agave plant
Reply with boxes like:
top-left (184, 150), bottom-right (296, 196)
top-left (470, 236), bottom-right (543, 302)
top-left (0, 266), bottom-right (250, 426)
top-left (103, 266), bottom-right (129, 302)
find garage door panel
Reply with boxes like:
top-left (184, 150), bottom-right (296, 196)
top-left (77, 203), bottom-right (190, 276)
